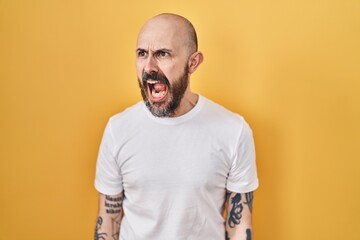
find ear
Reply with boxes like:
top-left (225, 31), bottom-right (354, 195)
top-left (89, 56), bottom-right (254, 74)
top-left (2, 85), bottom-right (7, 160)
top-left (188, 51), bottom-right (204, 74)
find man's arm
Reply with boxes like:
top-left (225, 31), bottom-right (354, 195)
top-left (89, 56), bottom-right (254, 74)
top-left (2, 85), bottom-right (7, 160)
top-left (225, 191), bottom-right (254, 240)
top-left (94, 192), bottom-right (124, 240)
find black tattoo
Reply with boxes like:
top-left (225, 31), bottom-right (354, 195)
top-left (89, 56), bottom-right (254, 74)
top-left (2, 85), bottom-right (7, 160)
top-left (225, 231), bottom-right (230, 240)
top-left (228, 193), bottom-right (243, 228)
top-left (246, 228), bottom-right (252, 240)
top-left (111, 215), bottom-right (121, 240)
top-left (106, 208), bottom-right (121, 214)
top-left (94, 216), bottom-right (107, 240)
top-left (105, 195), bottom-right (123, 214)
top-left (244, 192), bottom-right (254, 213)
top-left (102, 195), bottom-right (124, 239)
top-left (106, 195), bottom-right (123, 202)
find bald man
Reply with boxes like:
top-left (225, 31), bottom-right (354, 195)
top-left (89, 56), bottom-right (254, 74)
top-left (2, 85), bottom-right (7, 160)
top-left (94, 13), bottom-right (258, 240)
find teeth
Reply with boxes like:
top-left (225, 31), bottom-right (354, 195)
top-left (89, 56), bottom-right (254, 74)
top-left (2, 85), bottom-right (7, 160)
top-left (147, 80), bottom-right (159, 84)
top-left (151, 89), bottom-right (166, 98)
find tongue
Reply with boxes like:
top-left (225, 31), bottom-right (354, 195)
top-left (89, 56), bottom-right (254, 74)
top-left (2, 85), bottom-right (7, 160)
top-left (154, 83), bottom-right (166, 91)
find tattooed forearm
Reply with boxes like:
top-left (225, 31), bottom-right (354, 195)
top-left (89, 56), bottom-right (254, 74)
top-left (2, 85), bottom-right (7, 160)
top-left (104, 195), bottom-right (123, 240)
top-left (110, 215), bottom-right (121, 240)
top-left (226, 191), bottom-right (254, 239)
top-left (95, 194), bottom-right (123, 240)
top-left (225, 229), bottom-right (252, 240)
top-left (105, 195), bottom-right (123, 214)
top-left (244, 192), bottom-right (254, 213)
top-left (228, 193), bottom-right (243, 228)
top-left (246, 228), bottom-right (252, 240)
top-left (94, 216), bottom-right (107, 240)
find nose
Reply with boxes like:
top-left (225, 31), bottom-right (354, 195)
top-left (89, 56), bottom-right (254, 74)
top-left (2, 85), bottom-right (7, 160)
top-left (144, 55), bottom-right (158, 74)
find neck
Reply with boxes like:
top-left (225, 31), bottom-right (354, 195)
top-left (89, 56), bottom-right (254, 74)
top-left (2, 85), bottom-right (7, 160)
top-left (173, 89), bottom-right (198, 117)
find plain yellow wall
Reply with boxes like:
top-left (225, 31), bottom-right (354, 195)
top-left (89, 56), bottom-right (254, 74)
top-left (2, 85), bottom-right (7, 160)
top-left (1, 0), bottom-right (359, 239)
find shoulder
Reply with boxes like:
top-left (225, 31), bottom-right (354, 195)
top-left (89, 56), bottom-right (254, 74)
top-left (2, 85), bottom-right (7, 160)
top-left (198, 96), bottom-right (255, 158)
top-left (200, 96), bottom-right (249, 129)
top-left (107, 101), bottom-right (145, 131)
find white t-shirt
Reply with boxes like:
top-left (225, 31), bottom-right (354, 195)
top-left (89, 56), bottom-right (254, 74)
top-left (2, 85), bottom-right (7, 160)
top-left (95, 95), bottom-right (259, 240)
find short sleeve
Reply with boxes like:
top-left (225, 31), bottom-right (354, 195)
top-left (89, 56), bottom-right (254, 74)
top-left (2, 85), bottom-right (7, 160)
top-left (94, 120), bottom-right (123, 195)
top-left (226, 119), bottom-right (259, 193)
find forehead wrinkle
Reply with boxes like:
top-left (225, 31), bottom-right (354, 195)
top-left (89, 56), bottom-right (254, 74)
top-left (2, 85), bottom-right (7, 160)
top-left (136, 48), bottom-right (174, 56)
top-left (136, 38), bottom-right (178, 56)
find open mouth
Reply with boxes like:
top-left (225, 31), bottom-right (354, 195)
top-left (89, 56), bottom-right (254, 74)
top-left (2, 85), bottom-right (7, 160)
top-left (146, 80), bottom-right (168, 102)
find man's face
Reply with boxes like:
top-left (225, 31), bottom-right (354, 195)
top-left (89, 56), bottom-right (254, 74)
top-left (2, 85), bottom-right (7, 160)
top-left (136, 18), bottom-right (191, 117)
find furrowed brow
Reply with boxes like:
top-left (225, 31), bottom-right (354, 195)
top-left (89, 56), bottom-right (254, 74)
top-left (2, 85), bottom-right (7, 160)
top-left (136, 48), bottom-right (147, 53)
top-left (154, 48), bottom-right (172, 53)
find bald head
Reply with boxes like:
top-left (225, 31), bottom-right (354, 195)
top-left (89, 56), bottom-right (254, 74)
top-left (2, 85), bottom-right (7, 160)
top-left (135, 13), bottom-right (204, 117)
top-left (138, 13), bottom-right (198, 55)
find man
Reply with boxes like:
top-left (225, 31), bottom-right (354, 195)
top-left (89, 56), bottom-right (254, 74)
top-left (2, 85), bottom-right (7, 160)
top-left (94, 13), bottom-right (259, 240)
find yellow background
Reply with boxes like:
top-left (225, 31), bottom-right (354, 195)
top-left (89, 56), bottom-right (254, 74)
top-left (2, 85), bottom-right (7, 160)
top-left (1, 0), bottom-right (359, 239)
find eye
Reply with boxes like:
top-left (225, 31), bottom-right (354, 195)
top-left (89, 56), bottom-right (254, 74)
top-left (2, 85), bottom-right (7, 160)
top-left (137, 50), bottom-right (147, 58)
top-left (157, 51), bottom-right (169, 57)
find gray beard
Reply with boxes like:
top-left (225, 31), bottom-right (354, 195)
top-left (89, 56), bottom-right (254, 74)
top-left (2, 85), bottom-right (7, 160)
top-left (138, 65), bottom-right (189, 117)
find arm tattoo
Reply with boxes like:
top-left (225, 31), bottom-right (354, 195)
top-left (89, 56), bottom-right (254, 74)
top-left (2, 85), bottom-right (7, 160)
top-left (105, 195), bottom-right (123, 240)
top-left (225, 229), bottom-right (252, 240)
top-left (244, 192), bottom-right (254, 213)
top-left (228, 192), bottom-right (243, 228)
top-left (246, 228), bottom-right (252, 240)
top-left (111, 215), bottom-right (121, 240)
top-left (105, 195), bottom-right (123, 214)
top-left (94, 217), bottom-right (107, 240)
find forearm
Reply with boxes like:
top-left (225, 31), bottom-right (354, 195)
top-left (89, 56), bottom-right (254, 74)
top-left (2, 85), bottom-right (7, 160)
top-left (226, 225), bottom-right (252, 240)
top-left (95, 193), bottom-right (124, 240)
top-left (225, 191), bottom-right (254, 240)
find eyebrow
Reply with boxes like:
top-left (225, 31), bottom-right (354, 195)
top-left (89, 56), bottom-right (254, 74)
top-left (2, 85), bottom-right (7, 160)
top-left (136, 48), bottom-right (173, 53)
top-left (136, 48), bottom-right (147, 53)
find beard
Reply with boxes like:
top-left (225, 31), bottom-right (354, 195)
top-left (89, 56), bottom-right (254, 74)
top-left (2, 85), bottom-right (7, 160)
top-left (138, 65), bottom-right (189, 117)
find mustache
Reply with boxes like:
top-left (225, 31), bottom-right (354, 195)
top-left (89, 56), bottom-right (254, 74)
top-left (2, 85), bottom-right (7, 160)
top-left (142, 72), bottom-right (169, 85)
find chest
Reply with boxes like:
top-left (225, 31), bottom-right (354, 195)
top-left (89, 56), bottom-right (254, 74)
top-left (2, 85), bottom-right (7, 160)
top-left (116, 125), bottom-right (233, 193)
